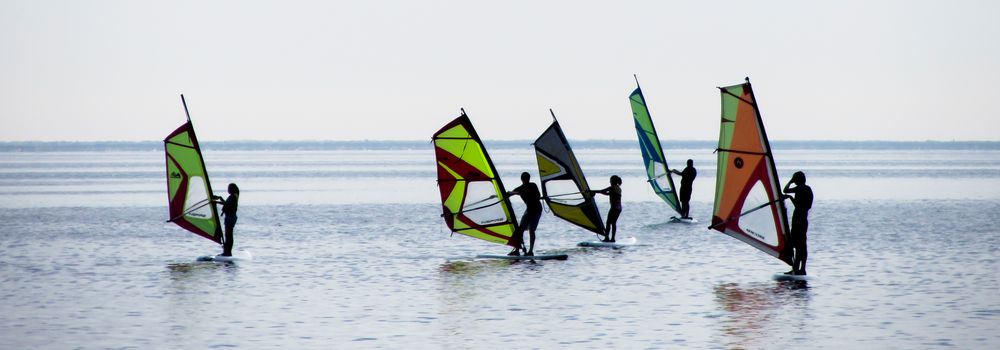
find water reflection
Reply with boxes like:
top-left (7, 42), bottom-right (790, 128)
top-left (166, 261), bottom-right (239, 284)
top-left (163, 261), bottom-right (241, 340)
top-left (713, 281), bottom-right (811, 349)
top-left (436, 259), bottom-right (534, 306)
top-left (434, 259), bottom-right (543, 347)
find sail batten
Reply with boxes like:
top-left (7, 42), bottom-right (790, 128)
top-left (629, 84), bottom-right (682, 214)
top-left (534, 116), bottom-right (606, 236)
top-left (433, 112), bottom-right (519, 247)
top-left (710, 79), bottom-right (792, 265)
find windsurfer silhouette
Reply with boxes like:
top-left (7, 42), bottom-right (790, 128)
top-left (212, 183), bottom-right (239, 257)
top-left (591, 175), bottom-right (623, 242)
top-left (507, 172), bottom-right (542, 256)
top-left (783, 172), bottom-right (812, 275)
top-left (671, 159), bottom-right (697, 219)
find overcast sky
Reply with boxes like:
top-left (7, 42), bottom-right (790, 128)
top-left (1, 0), bottom-right (998, 142)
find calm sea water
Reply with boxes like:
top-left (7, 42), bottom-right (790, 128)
top-left (1, 142), bottom-right (998, 349)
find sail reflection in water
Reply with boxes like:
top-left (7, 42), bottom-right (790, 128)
top-left (713, 282), bottom-right (812, 349)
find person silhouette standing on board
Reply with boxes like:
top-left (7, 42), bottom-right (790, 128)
top-left (671, 159), bottom-right (697, 219)
top-left (783, 172), bottom-right (812, 275)
top-left (212, 183), bottom-right (239, 257)
top-left (507, 172), bottom-right (543, 256)
top-left (592, 175), bottom-right (623, 242)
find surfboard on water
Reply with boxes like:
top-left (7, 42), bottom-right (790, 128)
top-left (475, 253), bottom-right (569, 261)
top-left (669, 216), bottom-right (699, 224)
top-left (197, 250), bottom-right (253, 262)
top-left (577, 236), bottom-right (638, 248)
top-left (772, 272), bottom-right (812, 281)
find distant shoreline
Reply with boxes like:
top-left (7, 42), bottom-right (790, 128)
top-left (1, 140), bottom-right (999, 152)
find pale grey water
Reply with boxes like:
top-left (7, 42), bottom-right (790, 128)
top-left (1, 143), bottom-right (998, 349)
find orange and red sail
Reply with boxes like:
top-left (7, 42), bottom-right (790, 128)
top-left (711, 79), bottom-right (792, 265)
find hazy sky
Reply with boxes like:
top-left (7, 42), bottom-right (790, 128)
top-left (1, 0), bottom-right (998, 142)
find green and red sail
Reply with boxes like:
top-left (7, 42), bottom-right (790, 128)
top-left (165, 95), bottom-right (222, 244)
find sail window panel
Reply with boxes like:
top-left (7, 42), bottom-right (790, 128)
top-left (652, 162), bottom-right (673, 194)
top-left (739, 180), bottom-right (781, 247)
top-left (544, 179), bottom-right (586, 206)
top-left (461, 180), bottom-right (507, 226)
top-left (184, 175), bottom-right (213, 220)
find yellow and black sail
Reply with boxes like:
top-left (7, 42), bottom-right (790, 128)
top-left (534, 112), bottom-right (606, 236)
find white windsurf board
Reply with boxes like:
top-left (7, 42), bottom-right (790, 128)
top-left (197, 250), bottom-right (253, 262)
top-left (771, 272), bottom-right (812, 281)
top-left (577, 236), bottom-right (638, 248)
top-left (669, 216), bottom-right (699, 224)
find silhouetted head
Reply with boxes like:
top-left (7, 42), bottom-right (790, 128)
top-left (521, 172), bottom-right (531, 184)
top-left (791, 171), bottom-right (806, 185)
top-left (610, 175), bottom-right (622, 186)
top-left (228, 183), bottom-right (240, 196)
top-left (687, 159), bottom-right (694, 167)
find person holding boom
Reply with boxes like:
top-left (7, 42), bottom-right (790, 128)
top-left (591, 175), bottom-right (623, 242)
top-left (506, 172), bottom-right (543, 256)
top-left (783, 171), bottom-right (812, 275)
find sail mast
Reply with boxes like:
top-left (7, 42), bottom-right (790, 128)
top-left (181, 94), bottom-right (192, 122)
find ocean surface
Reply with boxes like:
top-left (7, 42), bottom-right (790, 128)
top-left (1, 141), bottom-right (998, 349)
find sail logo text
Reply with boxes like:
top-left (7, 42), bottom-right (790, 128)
top-left (745, 228), bottom-right (765, 241)
top-left (482, 218), bottom-right (503, 224)
top-left (170, 172), bottom-right (182, 179)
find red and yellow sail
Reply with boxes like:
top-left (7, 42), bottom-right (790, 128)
top-left (711, 79), bottom-right (791, 265)
top-left (433, 111), bottom-right (519, 247)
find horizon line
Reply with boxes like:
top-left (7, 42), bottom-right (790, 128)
top-left (3, 139), bottom-right (1000, 152)
top-left (3, 139), bottom-right (1000, 143)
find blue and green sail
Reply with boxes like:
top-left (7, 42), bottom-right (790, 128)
top-left (629, 79), bottom-right (682, 215)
